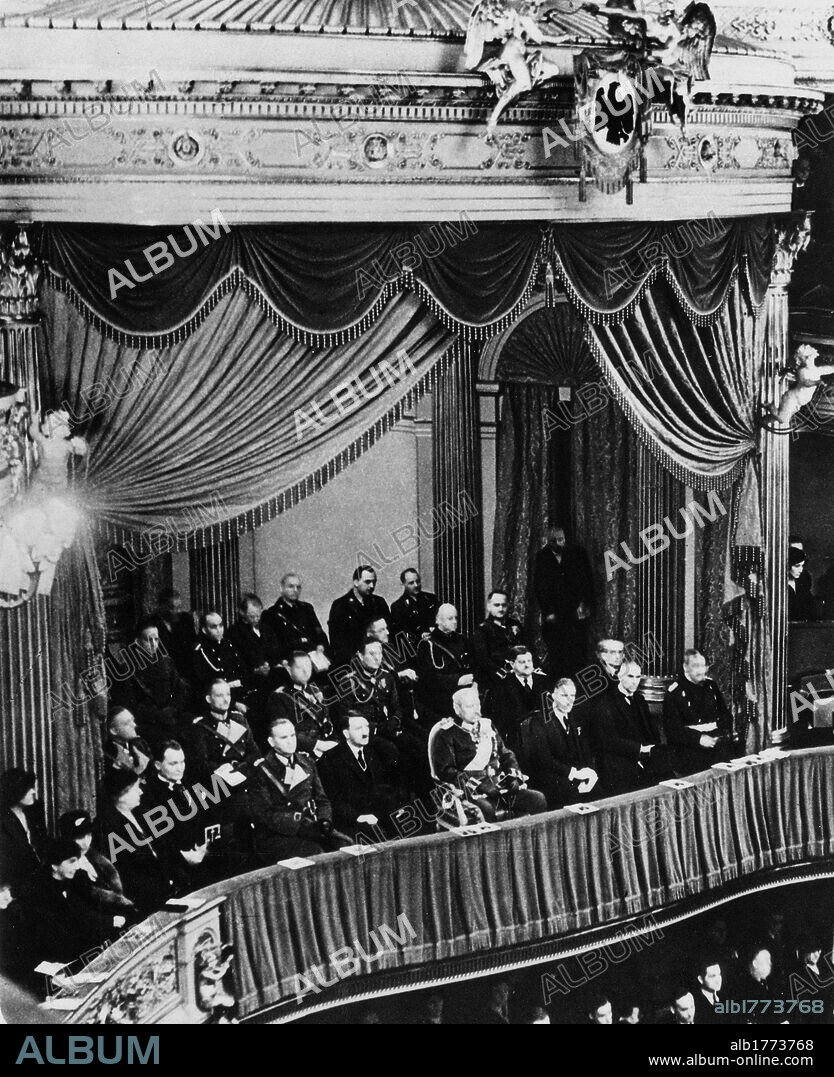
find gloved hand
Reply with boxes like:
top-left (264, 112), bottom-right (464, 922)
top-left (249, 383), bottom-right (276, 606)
top-left (501, 776), bottom-right (522, 796)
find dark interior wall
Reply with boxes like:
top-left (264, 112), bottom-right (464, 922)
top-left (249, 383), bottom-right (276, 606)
top-left (790, 431), bottom-right (834, 591)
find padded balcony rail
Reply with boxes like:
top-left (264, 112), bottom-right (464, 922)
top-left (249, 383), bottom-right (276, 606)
top-left (59, 746), bottom-right (834, 1024)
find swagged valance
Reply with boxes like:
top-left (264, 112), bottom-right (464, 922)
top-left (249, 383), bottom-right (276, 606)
top-left (39, 217), bottom-right (775, 347)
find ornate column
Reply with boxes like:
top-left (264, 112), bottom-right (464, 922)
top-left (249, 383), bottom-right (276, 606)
top-left (760, 213), bottom-right (812, 744)
top-left (432, 340), bottom-right (484, 636)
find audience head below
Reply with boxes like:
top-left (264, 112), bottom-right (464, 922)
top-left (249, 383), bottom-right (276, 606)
top-left (617, 659), bottom-right (642, 696)
top-left (696, 955), bottom-right (723, 996)
top-left (205, 678), bottom-right (232, 714)
top-left (682, 648), bottom-right (708, 683)
top-left (435, 603), bottom-right (458, 635)
top-left (357, 638), bottom-right (384, 672)
top-left (238, 593), bottom-right (264, 626)
top-left (452, 686), bottom-right (481, 725)
top-left (286, 650), bottom-right (313, 683)
top-left (588, 994), bottom-right (613, 1024)
top-left (338, 711), bottom-right (371, 747)
top-left (134, 616), bottom-right (161, 657)
top-left (44, 838), bottom-right (82, 881)
top-left (596, 638), bottom-right (625, 677)
top-left (280, 573), bottom-right (302, 602)
top-left (485, 590), bottom-right (508, 621)
top-left (747, 945), bottom-right (773, 982)
top-left (401, 567), bottom-right (422, 595)
top-left (268, 716), bottom-right (297, 759)
top-left (552, 677), bottom-right (577, 716)
top-left (1, 767), bottom-right (37, 811)
top-left (352, 565), bottom-right (377, 598)
top-left (200, 610), bottom-right (225, 641)
top-left (58, 811), bottom-right (94, 855)
top-left (669, 987), bottom-right (696, 1025)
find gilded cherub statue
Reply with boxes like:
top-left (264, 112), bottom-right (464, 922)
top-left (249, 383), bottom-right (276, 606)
top-left (582, 2), bottom-right (716, 127)
top-left (465, 1), bottom-right (574, 132)
top-left (768, 345), bottom-right (834, 429)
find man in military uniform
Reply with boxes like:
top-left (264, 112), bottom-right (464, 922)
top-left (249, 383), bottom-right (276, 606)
top-left (263, 572), bottom-right (330, 667)
top-left (188, 678), bottom-right (262, 828)
top-left (266, 650), bottom-right (335, 755)
top-left (389, 568), bottom-right (439, 649)
top-left (192, 611), bottom-right (245, 700)
top-left (328, 566), bottom-right (390, 668)
top-left (663, 649), bottom-right (733, 776)
top-left (472, 590), bottom-right (528, 688)
top-left (247, 716), bottom-right (347, 862)
top-left (339, 639), bottom-right (429, 794)
top-left (415, 603), bottom-right (476, 728)
top-left (430, 687), bottom-right (546, 821)
top-left (365, 614), bottom-right (420, 723)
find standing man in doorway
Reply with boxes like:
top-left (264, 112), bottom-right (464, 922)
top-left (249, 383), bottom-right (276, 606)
top-left (532, 524), bottom-right (594, 678)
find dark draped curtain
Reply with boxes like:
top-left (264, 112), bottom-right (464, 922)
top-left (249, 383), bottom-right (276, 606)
top-left (492, 303), bottom-right (639, 651)
top-left (41, 288), bottom-right (454, 544)
top-left (572, 398), bottom-right (640, 648)
top-left (39, 217), bottom-right (774, 348)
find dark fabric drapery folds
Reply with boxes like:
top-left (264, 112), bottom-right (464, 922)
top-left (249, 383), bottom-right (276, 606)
top-left (215, 749), bottom-right (834, 1018)
top-left (39, 217), bottom-right (775, 349)
top-left (584, 278), bottom-right (763, 492)
top-left (41, 288), bottom-right (454, 544)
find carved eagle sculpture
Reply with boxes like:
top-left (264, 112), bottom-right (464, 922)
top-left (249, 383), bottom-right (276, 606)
top-left (582, 2), bottom-right (716, 127)
top-left (465, 1), bottom-right (573, 133)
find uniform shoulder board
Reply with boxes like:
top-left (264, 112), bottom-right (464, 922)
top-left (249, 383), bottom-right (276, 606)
top-left (439, 717), bottom-right (455, 729)
top-left (192, 715), bottom-right (204, 724)
top-left (668, 681), bottom-right (679, 692)
top-left (296, 750), bottom-right (314, 764)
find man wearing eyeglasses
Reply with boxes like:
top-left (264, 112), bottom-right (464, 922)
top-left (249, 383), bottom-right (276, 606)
top-left (663, 649), bottom-right (734, 775)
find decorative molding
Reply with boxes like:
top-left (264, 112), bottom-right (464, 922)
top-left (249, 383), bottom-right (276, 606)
top-left (86, 938), bottom-right (179, 1025)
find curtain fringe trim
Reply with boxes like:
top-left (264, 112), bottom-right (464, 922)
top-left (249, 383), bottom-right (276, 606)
top-left (94, 343), bottom-right (456, 551)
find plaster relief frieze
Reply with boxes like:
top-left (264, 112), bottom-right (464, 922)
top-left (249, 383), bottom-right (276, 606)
top-left (662, 134), bottom-right (741, 172)
top-left (0, 125), bottom-right (59, 170)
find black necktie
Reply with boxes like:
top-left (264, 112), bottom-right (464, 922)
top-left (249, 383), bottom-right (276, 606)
top-left (357, 748), bottom-right (367, 772)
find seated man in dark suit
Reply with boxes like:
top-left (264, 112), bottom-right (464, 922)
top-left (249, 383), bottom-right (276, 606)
top-left (472, 590), bottom-right (527, 690)
top-left (247, 717), bottom-right (347, 863)
top-left (518, 677), bottom-right (598, 809)
top-left (693, 957), bottom-right (728, 1025)
top-left (415, 604), bottom-right (476, 728)
top-left (430, 687), bottom-right (547, 822)
top-left (151, 588), bottom-right (197, 678)
top-left (663, 649), bottom-right (733, 776)
top-left (227, 593), bottom-right (284, 701)
top-left (263, 572), bottom-right (330, 667)
top-left (110, 618), bottom-right (191, 751)
top-left (389, 567), bottom-right (439, 651)
top-left (102, 706), bottom-right (153, 776)
top-left (318, 713), bottom-right (405, 840)
top-left (593, 659), bottom-right (674, 795)
top-left (485, 645), bottom-right (549, 752)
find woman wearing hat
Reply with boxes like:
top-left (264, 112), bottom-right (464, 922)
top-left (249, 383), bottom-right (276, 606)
top-left (58, 810), bottom-right (134, 915)
top-left (788, 548), bottom-right (815, 622)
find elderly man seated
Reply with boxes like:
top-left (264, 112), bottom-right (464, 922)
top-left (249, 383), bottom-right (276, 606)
top-left (429, 686), bottom-right (546, 822)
